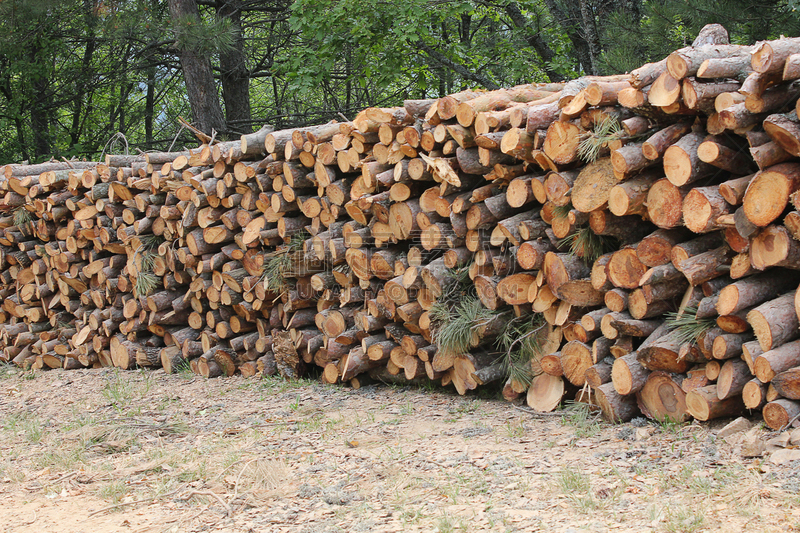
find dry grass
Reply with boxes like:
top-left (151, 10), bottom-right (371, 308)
top-left (0, 370), bottom-right (797, 533)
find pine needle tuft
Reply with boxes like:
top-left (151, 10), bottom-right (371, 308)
top-left (133, 250), bottom-right (159, 298)
top-left (551, 201), bottom-right (573, 219)
top-left (578, 115), bottom-right (622, 163)
top-left (495, 314), bottom-right (548, 388)
top-left (13, 206), bottom-right (32, 227)
top-left (664, 306), bottom-right (715, 345)
top-left (261, 231), bottom-right (309, 295)
top-left (559, 226), bottom-right (618, 264)
top-left (429, 263), bottom-right (500, 358)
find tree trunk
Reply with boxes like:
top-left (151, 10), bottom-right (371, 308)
top-left (168, 0), bottom-right (226, 135)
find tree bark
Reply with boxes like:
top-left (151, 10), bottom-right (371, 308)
top-left (169, 0), bottom-right (227, 135)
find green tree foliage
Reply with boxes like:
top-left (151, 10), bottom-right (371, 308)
top-left (599, 0), bottom-right (800, 75)
top-left (0, 0), bottom-right (799, 163)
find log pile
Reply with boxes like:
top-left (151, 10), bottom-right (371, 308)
top-left (4, 24), bottom-right (800, 429)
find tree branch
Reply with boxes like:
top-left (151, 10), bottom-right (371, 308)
top-left (503, 1), bottom-right (565, 82)
top-left (416, 41), bottom-right (500, 90)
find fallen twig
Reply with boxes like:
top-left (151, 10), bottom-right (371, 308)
top-left (86, 488), bottom-right (183, 518)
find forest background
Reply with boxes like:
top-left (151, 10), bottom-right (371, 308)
top-left (2, 0), bottom-right (798, 163)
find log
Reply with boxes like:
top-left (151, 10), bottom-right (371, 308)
top-left (717, 359), bottom-right (753, 399)
top-left (717, 271), bottom-right (800, 315)
top-left (526, 373), bottom-right (567, 413)
top-left (612, 352), bottom-right (650, 395)
top-left (664, 132), bottom-right (716, 186)
top-left (571, 158), bottom-right (617, 213)
top-left (750, 225), bottom-right (800, 270)
top-left (685, 385), bottom-right (746, 421)
top-left (647, 179), bottom-right (690, 229)
top-left (682, 186), bottom-right (731, 233)
top-left (763, 398), bottom-right (800, 430)
top-left (753, 339), bottom-right (800, 382)
top-left (747, 292), bottom-right (800, 352)
top-left (595, 382), bottom-right (639, 423)
top-left (637, 372), bottom-right (690, 422)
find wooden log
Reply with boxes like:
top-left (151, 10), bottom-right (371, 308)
top-left (612, 352), bottom-right (650, 395)
top-left (608, 172), bottom-right (661, 217)
top-left (685, 385), bottom-right (746, 421)
top-left (742, 162), bottom-right (800, 227)
top-left (677, 246), bottom-right (734, 286)
top-left (637, 372), bottom-right (690, 422)
top-left (717, 271), bottom-right (799, 315)
top-left (750, 225), bottom-right (800, 269)
top-left (606, 247), bottom-right (648, 290)
top-left (742, 378), bottom-right (768, 409)
top-left (571, 158), bottom-right (617, 214)
top-left (763, 398), bottom-right (800, 430)
top-left (595, 382), bottom-right (639, 423)
top-left (526, 373), bottom-right (568, 412)
top-left (753, 339), bottom-right (800, 382)
top-left (682, 186), bottom-right (731, 233)
top-left (647, 178), bottom-right (690, 229)
top-left (747, 292), bottom-right (800, 352)
top-left (770, 366), bottom-right (800, 400)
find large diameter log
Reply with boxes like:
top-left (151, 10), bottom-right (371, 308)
top-left (612, 352), bottom-right (649, 395)
top-left (571, 158), bottom-right (618, 213)
top-left (663, 132), bottom-right (716, 187)
top-left (717, 271), bottom-right (800, 315)
top-left (685, 385), bottom-right (747, 421)
top-left (595, 382), bottom-right (639, 423)
top-left (753, 339), bottom-right (800, 382)
top-left (750, 225), bottom-right (800, 270)
top-left (637, 372), bottom-right (690, 423)
top-left (747, 292), bottom-right (800, 352)
top-left (742, 162), bottom-right (800, 227)
top-left (762, 398), bottom-right (800, 430)
top-left (526, 373), bottom-right (567, 413)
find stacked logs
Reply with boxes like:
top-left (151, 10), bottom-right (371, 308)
top-left (3, 24), bottom-right (800, 430)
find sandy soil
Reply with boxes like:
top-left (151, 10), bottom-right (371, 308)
top-left (0, 365), bottom-right (798, 533)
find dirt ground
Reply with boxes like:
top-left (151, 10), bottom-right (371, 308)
top-left (0, 365), bottom-right (799, 533)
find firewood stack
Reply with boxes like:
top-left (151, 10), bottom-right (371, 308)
top-left (4, 24), bottom-right (800, 429)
